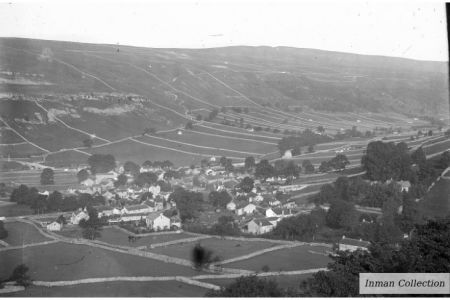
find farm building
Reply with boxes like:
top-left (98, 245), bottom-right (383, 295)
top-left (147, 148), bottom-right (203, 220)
top-left (338, 236), bottom-right (370, 252)
top-left (246, 218), bottom-right (277, 235)
top-left (70, 209), bottom-right (89, 225)
top-left (46, 221), bottom-right (63, 231)
top-left (146, 212), bottom-right (171, 231)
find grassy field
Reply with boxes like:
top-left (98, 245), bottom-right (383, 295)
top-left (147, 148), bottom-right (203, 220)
top-left (86, 139), bottom-right (223, 167)
top-left (43, 150), bottom-right (90, 168)
top-left (0, 242), bottom-right (203, 281)
top-left (423, 139), bottom-right (450, 156)
top-left (137, 135), bottom-right (259, 158)
top-left (149, 237), bottom-right (279, 261)
top-left (422, 177), bottom-right (450, 218)
top-left (156, 130), bottom-right (277, 154)
top-left (0, 203), bottom-right (33, 217)
top-left (9, 280), bottom-right (209, 297)
top-left (97, 227), bottom-right (195, 247)
top-left (2, 221), bottom-right (52, 246)
top-left (0, 169), bottom-right (79, 187)
top-left (224, 245), bottom-right (331, 272)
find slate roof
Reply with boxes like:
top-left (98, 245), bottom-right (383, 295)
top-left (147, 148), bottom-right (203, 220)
top-left (340, 237), bottom-right (370, 248)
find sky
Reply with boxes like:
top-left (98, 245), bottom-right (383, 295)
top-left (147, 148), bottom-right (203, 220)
top-left (0, 0), bottom-right (447, 61)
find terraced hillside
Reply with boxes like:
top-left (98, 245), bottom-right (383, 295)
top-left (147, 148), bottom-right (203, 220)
top-left (0, 38), bottom-right (448, 167)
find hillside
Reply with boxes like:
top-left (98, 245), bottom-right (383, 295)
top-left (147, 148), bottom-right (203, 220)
top-left (0, 37), bottom-right (448, 167)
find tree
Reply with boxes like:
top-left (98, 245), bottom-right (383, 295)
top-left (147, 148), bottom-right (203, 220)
top-left (40, 168), bottom-right (54, 185)
top-left (307, 144), bottom-right (315, 153)
top-left (206, 276), bottom-right (290, 297)
top-left (224, 159), bottom-right (234, 172)
top-left (123, 161), bottom-right (140, 177)
top-left (437, 150), bottom-right (450, 169)
top-left (88, 154), bottom-right (116, 174)
top-left (326, 200), bottom-right (358, 230)
top-left (0, 220), bottom-right (8, 239)
top-left (244, 156), bottom-right (256, 170)
top-left (239, 177), bottom-right (254, 193)
top-left (115, 173), bottom-right (128, 187)
top-left (56, 214), bottom-right (67, 225)
top-left (208, 190), bottom-right (232, 208)
top-left (411, 147), bottom-right (427, 166)
top-left (281, 161), bottom-right (300, 178)
top-left (134, 172), bottom-right (157, 187)
top-left (255, 160), bottom-right (276, 179)
top-left (318, 161), bottom-right (332, 173)
top-left (329, 154), bottom-right (350, 170)
top-left (169, 187), bottom-right (203, 222)
top-left (185, 121), bottom-right (193, 130)
top-left (80, 208), bottom-right (102, 240)
top-left (361, 141), bottom-right (411, 182)
top-left (219, 156), bottom-right (227, 167)
top-left (8, 264), bottom-right (31, 287)
top-left (142, 160), bottom-right (153, 168)
top-left (301, 217), bottom-right (450, 297)
top-left (317, 126), bottom-right (325, 133)
top-left (196, 114), bottom-right (202, 121)
top-left (302, 160), bottom-right (315, 174)
top-left (82, 138), bottom-right (93, 148)
top-left (77, 169), bottom-right (89, 183)
top-left (191, 243), bottom-right (220, 271)
top-left (47, 191), bottom-right (63, 212)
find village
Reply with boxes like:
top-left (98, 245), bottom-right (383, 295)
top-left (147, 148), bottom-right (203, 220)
top-left (36, 157), bottom-right (315, 236)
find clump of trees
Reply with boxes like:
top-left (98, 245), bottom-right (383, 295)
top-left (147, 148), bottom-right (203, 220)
top-left (76, 168), bottom-right (89, 183)
top-left (319, 154), bottom-right (350, 173)
top-left (278, 130), bottom-right (332, 156)
top-left (206, 275), bottom-right (297, 297)
top-left (79, 207), bottom-right (103, 240)
top-left (88, 154), bottom-right (116, 174)
top-left (300, 217), bottom-right (450, 296)
top-left (9, 185), bottom-right (105, 214)
top-left (40, 168), bottom-right (54, 185)
top-left (169, 187), bottom-right (203, 222)
top-left (361, 141), bottom-right (412, 181)
top-left (266, 208), bottom-right (327, 241)
top-left (191, 243), bottom-right (220, 270)
top-left (0, 220), bottom-right (8, 239)
top-left (5, 264), bottom-right (32, 287)
top-left (208, 190), bottom-right (231, 208)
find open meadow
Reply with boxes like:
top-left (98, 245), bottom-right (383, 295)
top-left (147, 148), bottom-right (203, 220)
top-left (224, 245), bottom-right (331, 272)
top-left (149, 237), bottom-right (281, 261)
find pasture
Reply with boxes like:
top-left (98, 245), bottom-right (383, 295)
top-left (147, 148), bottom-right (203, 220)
top-left (10, 280), bottom-right (209, 297)
top-left (224, 245), bottom-right (331, 272)
top-left (149, 237), bottom-right (280, 261)
top-left (156, 130), bottom-right (277, 154)
top-left (0, 203), bottom-right (33, 217)
top-left (0, 242), bottom-right (202, 281)
top-left (2, 221), bottom-right (52, 246)
top-left (98, 227), bottom-right (195, 248)
top-left (86, 139), bottom-right (228, 166)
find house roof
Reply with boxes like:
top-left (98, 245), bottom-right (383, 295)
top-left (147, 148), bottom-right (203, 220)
top-left (147, 212), bottom-right (168, 221)
top-left (124, 204), bottom-right (150, 211)
top-left (340, 237), bottom-right (370, 248)
top-left (250, 218), bottom-right (273, 227)
top-left (94, 205), bottom-right (113, 212)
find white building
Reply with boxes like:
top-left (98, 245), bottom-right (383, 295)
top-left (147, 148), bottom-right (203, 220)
top-left (338, 236), bottom-right (370, 252)
top-left (46, 221), bottom-right (63, 231)
top-left (121, 204), bottom-right (153, 215)
top-left (247, 218), bottom-right (275, 235)
top-left (70, 209), bottom-right (89, 225)
top-left (146, 212), bottom-right (171, 231)
top-left (226, 201), bottom-right (237, 211)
